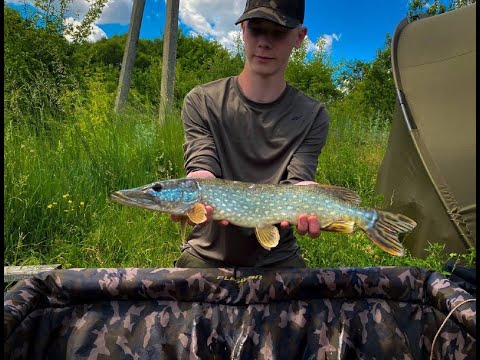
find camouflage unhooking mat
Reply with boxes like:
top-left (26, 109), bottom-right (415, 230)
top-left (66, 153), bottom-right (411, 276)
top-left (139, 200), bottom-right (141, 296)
top-left (4, 267), bottom-right (476, 359)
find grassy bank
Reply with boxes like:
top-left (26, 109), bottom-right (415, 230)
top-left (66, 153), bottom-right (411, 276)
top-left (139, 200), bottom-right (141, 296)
top-left (4, 104), bottom-right (474, 271)
top-left (4, 106), bottom-right (185, 268)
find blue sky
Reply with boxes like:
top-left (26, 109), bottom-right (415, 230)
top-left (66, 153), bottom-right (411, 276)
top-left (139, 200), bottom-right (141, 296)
top-left (8, 0), bottom-right (415, 63)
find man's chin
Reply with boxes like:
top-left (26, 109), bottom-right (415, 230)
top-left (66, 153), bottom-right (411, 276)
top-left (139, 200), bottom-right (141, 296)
top-left (250, 65), bottom-right (279, 78)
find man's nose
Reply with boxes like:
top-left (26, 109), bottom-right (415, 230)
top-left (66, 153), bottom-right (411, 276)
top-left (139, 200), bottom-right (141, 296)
top-left (257, 33), bottom-right (273, 48)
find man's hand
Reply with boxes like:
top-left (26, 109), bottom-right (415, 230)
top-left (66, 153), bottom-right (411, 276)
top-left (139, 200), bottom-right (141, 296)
top-left (280, 214), bottom-right (321, 238)
top-left (170, 170), bottom-right (229, 226)
top-left (280, 180), bottom-right (321, 239)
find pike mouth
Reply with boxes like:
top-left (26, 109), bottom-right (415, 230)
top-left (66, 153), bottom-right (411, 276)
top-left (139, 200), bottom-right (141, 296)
top-left (110, 190), bottom-right (159, 211)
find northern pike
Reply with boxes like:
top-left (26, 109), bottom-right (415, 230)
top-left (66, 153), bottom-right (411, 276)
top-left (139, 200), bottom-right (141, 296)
top-left (111, 178), bottom-right (417, 256)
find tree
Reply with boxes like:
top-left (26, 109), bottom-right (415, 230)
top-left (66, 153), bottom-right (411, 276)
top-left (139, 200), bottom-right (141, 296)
top-left (336, 59), bottom-right (369, 95)
top-left (333, 35), bottom-right (395, 123)
top-left (4, 0), bottom-right (110, 126)
top-left (286, 38), bottom-right (341, 104)
top-left (64, 0), bottom-right (109, 43)
top-left (4, 4), bottom-right (78, 121)
top-left (361, 35), bottom-right (395, 121)
top-left (173, 30), bottom-right (243, 107)
top-left (407, 0), bottom-right (475, 16)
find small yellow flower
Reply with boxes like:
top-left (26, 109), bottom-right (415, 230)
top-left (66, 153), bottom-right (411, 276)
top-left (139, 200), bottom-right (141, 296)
top-left (53, 202), bottom-right (58, 205)
top-left (62, 194), bottom-right (70, 199)
top-left (80, 202), bottom-right (85, 206)
top-left (68, 200), bottom-right (73, 204)
top-left (47, 204), bottom-right (53, 209)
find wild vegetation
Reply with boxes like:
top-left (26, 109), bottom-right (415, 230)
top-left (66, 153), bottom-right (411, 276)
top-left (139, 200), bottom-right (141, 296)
top-left (4, 1), bottom-right (475, 274)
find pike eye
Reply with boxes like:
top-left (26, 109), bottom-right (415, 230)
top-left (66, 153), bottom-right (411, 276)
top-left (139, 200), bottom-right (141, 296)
top-left (152, 184), bottom-right (163, 192)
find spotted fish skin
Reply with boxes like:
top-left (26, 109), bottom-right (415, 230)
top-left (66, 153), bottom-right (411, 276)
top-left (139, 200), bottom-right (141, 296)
top-left (198, 179), bottom-right (365, 226)
top-left (111, 178), bottom-right (417, 256)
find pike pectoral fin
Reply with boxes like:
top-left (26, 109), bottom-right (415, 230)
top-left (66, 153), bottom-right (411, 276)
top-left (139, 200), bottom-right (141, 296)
top-left (255, 225), bottom-right (280, 251)
top-left (322, 221), bottom-right (355, 233)
top-left (186, 203), bottom-right (207, 224)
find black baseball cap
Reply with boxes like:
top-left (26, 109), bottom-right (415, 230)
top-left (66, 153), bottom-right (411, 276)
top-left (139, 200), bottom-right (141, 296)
top-left (235, 0), bottom-right (305, 29)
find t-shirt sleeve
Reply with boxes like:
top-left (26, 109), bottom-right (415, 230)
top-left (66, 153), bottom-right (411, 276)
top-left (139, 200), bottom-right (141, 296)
top-left (280, 106), bottom-right (330, 184)
top-left (181, 88), bottom-right (222, 177)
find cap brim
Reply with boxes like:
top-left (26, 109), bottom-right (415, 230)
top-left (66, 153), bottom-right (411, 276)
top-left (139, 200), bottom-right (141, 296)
top-left (234, 7), bottom-right (300, 29)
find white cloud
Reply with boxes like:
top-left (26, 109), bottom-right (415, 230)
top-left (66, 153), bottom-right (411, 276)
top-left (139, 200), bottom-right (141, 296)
top-left (217, 30), bottom-right (243, 50)
top-left (303, 33), bottom-right (341, 55)
top-left (8, 0), bottom-right (342, 52)
top-left (6, 0), bottom-right (34, 5)
top-left (304, 35), bottom-right (319, 53)
top-left (97, 0), bottom-right (133, 25)
top-left (178, 0), bottom-right (245, 49)
top-left (178, 0), bottom-right (342, 55)
top-left (62, 0), bottom-right (133, 25)
top-left (7, 0), bottom-right (133, 24)
top-left (7, 0), bottom-right (131, 42)
top-left (64, 17), bottom-right (107, 42)
top-left (318, 33), bottom-right (342, 53)
top-left (89, 24), bottom-right (108, 41)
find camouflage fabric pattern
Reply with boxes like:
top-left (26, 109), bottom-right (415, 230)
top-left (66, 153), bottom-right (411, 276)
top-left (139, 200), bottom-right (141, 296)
top-left (235, 0), bottom-right (301, 28)
top-left (4, 267), bottom-right (476, 359)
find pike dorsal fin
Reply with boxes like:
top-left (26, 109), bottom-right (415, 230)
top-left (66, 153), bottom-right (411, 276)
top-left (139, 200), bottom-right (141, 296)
top-left (186, 203), bottom-right (207, 224)
top-left (255, 225), bottom-right (280, 251)
top-left (322, 221), bottom-right (355, 233)
top-left (315, 184), bottom-right (361, 205)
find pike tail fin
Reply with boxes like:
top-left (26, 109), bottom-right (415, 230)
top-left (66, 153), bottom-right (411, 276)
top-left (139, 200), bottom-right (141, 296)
top-left (360, 210), bottom-right (417, 257)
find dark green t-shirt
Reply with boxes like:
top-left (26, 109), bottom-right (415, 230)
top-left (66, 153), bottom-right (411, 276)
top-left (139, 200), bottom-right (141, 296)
top-left (181, 76), bottom-right (329, 266)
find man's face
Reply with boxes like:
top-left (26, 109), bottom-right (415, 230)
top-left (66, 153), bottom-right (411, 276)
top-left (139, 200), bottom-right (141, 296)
top-left (241, 19), bottom-right (307, 78)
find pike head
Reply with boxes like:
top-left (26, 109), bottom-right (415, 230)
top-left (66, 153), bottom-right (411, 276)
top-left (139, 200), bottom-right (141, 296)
top-left (111, 178), bottom-right (201, 215)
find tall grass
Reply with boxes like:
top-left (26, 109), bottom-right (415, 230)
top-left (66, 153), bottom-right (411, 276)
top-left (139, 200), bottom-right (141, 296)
top-left (4, 94), bottom-right (475, 271)
top-left (4, 82), bottom-right (186, 268)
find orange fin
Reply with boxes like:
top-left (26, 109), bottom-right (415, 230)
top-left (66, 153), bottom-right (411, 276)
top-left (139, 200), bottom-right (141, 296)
top-left (255, 225), bottom-right (280, 251)
top-left (186, 203), bottom-right (207, 224)
top-left (322, 221), bottom-right (355, 233)
top-left (360, 210), bottom-right (417, 257)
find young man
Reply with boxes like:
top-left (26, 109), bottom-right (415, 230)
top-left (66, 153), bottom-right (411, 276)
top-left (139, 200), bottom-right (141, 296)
top-left (173, 0), bottom-right (330, 267)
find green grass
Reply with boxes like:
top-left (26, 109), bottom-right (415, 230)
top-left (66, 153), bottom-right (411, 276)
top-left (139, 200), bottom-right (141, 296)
top-left (4, 102), bottom-right (475, 272)
top-left (4, 105), bottom-right (186, 268)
